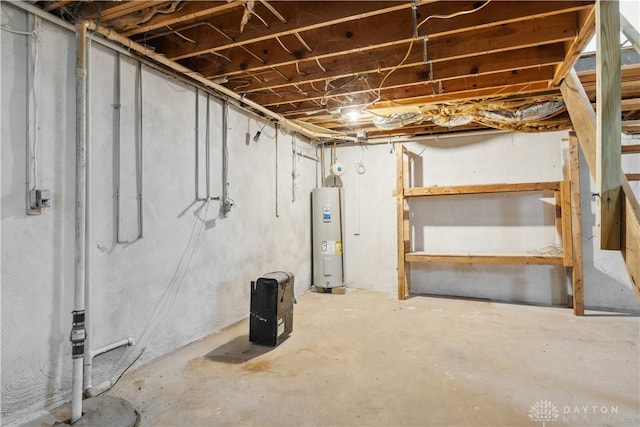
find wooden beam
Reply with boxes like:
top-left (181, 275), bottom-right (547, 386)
top-left (256, 65), bottom-right (558, 108)
top-left (86, 1), bottom-right (163, 22)
top-left (552, 5), bottom-right (596, 86)
top-left (622, 145), bottom-right (640, 154)
top-left (396, 145), bottom-right (408, 300)
top-left (293, 83), bottom-right (555, 116)
top-left (620, 13), bottom-right (640, 55)
top-left (237, 43), bottom-right (565, 95)
top-left (596, 0), bottom-right (622, 250)
top-left (621, 177), bottom-right (640, 299)
top-left (202, 12), bottom-right (578, 80)
top-left (554, 190), bottom-right (563, 252)
top-left (569, 133), bottom-right (585, 316)
top-left (404, 182), bottom-right (561, 197)
top-left (626, 174), bottom-right (640, 181)
top-left (562, 65), bottom-right (640, 302)
top-left (561, 181), bottom-right (574, 267)
top-left (43, 0), bottom-right (74, 12)
top-left (124, 2), bottom-right (247, 37)
top-left (622, 120), bottom-right (640, 132)
top-left (157, 1), bottom-right (424, 61)
top-left (405, 253), bottom-right (565, 266)
top-left (561, 69), bottom-right (597, 175)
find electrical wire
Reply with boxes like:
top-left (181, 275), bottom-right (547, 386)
top-left (104, 199), bottom-right (211, 395)
top-left (376, 0), bottom-right (492, 98)
top-left (5, 13), bottom-right (43, 191)
top-left (31, 17), bottom-right (41, 188)
top-left (0, 24), bottom-right (36, 36)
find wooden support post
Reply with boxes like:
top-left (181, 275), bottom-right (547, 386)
top-left (403, 150), bottom-right (411, 299)
top-left (620, 13), bottom-right (640, 55)
top-left (561, 70), bottom-right (597, 176)
top-left (560, 181), bottom-right (574, 268)
top-left (396, 145), bottom-right (409, 300)
top-left (596, 0), bottom-right (622, 250)
top-left (569, 133), bottom-right (585, 316)
top-left (554, 190), bottom-right (563, 251)
top-left (621, 178), bottom-right (640, 300)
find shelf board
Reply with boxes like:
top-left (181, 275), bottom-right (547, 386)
top-left (403, 181), bottom-right (561, 197)
top-left (622, 144), bottom-right (640, 154)
top-left (405, 252), bottom-right (565, 266)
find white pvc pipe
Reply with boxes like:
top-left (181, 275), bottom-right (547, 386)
top-left (84, 377), bottom-right (118, 398)
top-left (83, 30), bottom-right (93, 392)
top-left (71, 21), bottom-right (88, 424)
top-left (92, 337), bottom-right (135, 358)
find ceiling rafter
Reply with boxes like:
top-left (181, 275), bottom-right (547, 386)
top-left (198, 9), bottom-right (580, 83)
top-left (235, 43), bottom-right (567, 97)
top-left (125, 2), bottom-right (248, 37)
top-left (242, 46), bottom-right (566, 108)
top-left (263, 66), bottom-right (558, 109)
top-left (275, 82), bottom-right (557, 118)
top-left (82, 1), bottom-right (166, 22)
top-left (43, 0), bottom-right (73, 12)
top-left (154, 1), bottom-right (437, 60)
top-left (158, 1), bottom-right (590, 62)
top-left (39, 0), bottom-right (639, 138)
top-left (552, 6), bottom-right (597, 85)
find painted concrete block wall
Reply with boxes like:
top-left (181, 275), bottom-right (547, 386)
top-left (335, 133), bottom-right (639, 312)
top-left (1, 7), bottom-right (316, 425)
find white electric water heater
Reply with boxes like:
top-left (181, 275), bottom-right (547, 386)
top-left (312, 187), bottom-right (344, 289)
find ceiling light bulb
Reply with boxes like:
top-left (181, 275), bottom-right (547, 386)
top-left (345, 110), bottom-right (361, 122)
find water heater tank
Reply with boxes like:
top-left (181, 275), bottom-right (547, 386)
top-left (312, 187), bottom-right (344, 289)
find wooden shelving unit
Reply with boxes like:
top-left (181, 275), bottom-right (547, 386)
top-left (395, 141), bottom-right (585, 315)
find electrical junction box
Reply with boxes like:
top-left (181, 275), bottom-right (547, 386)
top-left (249, 272), bottom-right (294, 347)
top-left (28, 189), bottom-right (52, 215)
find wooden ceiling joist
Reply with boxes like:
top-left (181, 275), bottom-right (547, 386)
top-left (157, 2), bottom-right (586, 62)
top-left (198, 11), bottom-right (578, 90)
top-left (234, 43), bottom-right (566, 100)
top-left (39, 0), bottom-right (634, 139)
top-left (126, 2), bottom-right (247, 37)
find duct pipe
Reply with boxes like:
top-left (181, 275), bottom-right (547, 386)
top-left (71, 21), bottom-right (88, 424)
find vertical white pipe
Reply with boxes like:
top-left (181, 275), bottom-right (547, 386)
top-left (71, 22), bottom-right (88, 424)
top-left (275, 123), bottom-right (279, 217)
top-left (195, 88), bottom-right (200, 200)
top-left (83, 31), bottom-right (93, 391)
top-left (291, 135), bottom-right (296, 203)
top-left (205, 93), bottom-right (211, 199)
top-left (25, 12), bottom-right (34, 213)
top-left (136, 61), bottom-right (143, 238)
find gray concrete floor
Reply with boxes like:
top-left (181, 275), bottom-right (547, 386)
top-left (48, 289), bottom-right (640, 426)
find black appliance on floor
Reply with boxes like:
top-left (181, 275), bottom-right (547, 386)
top-left (249, 272), bottom-right (294, 346)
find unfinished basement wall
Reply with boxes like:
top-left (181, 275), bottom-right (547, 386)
top-left (335, 132), bottom-right (639, 313)
top-left (1, 6), bottom-right (316, 425)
